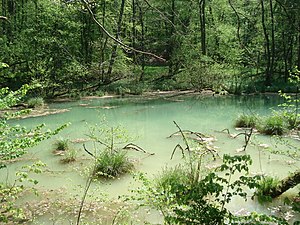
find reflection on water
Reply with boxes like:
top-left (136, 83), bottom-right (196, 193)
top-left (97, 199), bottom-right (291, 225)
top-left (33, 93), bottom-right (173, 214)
top-left (3, 94), bottom-right (299, 224)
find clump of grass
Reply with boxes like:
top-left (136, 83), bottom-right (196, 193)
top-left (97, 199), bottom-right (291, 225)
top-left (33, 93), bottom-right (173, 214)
top-left (260, 115), bottom-right (285, 135)
top-left (93, 150), bottom-right (134, 178)
top-left (27, 97), bottom-right (44, 108)
top-left (234, 114), bottom-right (258, 128)
top-left (155, 165), bottom-right (190, 194)
top-left (61, 148), bottom-right (77, 163)
top-left (255, 176), bottom-right (280, 203)
top-left (54, 138), bottom-right (70, 151)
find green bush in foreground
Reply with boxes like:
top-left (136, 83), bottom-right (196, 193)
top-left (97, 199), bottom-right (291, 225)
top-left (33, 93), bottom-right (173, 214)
top-left (132, 154), bottom-right (290, 224)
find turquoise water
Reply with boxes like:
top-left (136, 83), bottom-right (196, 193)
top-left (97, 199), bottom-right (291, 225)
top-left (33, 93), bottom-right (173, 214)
top-left (2, 93), bottom-right (299, 224)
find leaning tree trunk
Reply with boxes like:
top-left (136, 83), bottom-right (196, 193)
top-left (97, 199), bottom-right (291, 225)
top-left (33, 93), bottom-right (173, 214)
top-left (263, 170), bottom-right (300, 198)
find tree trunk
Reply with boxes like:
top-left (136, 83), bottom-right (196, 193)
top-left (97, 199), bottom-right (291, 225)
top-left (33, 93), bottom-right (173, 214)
top-left (261, 0), bottom-right (271, 86)
top-left (168, 0), bottom-right (176, 76)
top-left (199, 0), bottom-right (206, 55)
top-left (269, 0), bottom-right (275, 80)
top-left (137, 0), bottom-right (145, 81)
top-left (106, 0), bottom-right (126, 79)
top-left (298, 21), bottom-right (300, 69)
top-left (263, 170), bottom-right (300, 198)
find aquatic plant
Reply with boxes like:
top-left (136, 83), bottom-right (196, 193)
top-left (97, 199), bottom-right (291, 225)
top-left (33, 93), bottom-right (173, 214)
top-left (93, 150), bottom-right (134, 178)
top-left (27, 97), bottom-right (44, 108)
top-left (54, 137), bottom-right (70, 151)
top-left (254, 176), bottom-right (281, 203)
top-left (235, 114), bottom-right (258, 128)
top-left (260, 115), bottom-right (285, 135)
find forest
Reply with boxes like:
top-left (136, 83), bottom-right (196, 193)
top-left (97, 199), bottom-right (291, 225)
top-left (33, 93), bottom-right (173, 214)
top-left (1, 0), bottom-right (300, 224)
top-left (0, 0), bottom-right (299, 96)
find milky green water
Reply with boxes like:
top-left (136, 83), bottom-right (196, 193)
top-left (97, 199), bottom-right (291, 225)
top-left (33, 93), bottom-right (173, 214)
top-left (2, 93), bottom-right (299, 224)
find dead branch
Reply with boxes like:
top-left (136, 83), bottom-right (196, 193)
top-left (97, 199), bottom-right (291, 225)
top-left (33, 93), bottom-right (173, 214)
top-left (123, 143), bottom-right (154, 155)
top-left (83, 144), bottom-right (95, 158)
top-left (173, 121), bottom-right (191, 153)
top-left (168, 130), bottom-right (207, 141)
top-left (81, 0), bottom-right (165, 62)
top-left (170, 144), bottom-right (185, 160)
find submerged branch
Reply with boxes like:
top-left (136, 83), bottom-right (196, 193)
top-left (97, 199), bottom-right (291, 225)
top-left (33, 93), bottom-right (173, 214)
top-left (123, 143), bottom-right (155, 155)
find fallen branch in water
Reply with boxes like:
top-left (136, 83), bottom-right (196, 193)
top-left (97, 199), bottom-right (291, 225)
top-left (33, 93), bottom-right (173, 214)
top-left (123, 143), bottom-right (155, 155)
top-left (170, 121), bottom-right (218, 160)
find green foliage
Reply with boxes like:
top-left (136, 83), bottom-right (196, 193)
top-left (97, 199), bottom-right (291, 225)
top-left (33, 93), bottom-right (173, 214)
top-left (94, 150), bottom-right (134, 178)
top-left (260, 114), bottom-right (285, 135)
top-left (255, 176), bottom-right (281, 203)
top-left (87, 118), bottom-right (135, 178)
top-left (235, 114), bottom-right (258, 128)
top-left (131, 154), bottom-right (284, 224)
top-left (0, 86), bottom-right (67, 169)
top-left (54, 137), bottom-right (70, 151)
top-left (0, 161), bottom-right (46, 223)
top-left (27, 97), bottom-right (44, 108)
top-left (278, 68), bottom-right (300, 130)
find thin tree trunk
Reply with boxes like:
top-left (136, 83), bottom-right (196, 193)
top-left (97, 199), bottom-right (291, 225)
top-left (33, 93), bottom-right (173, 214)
top-left (298, 22), bottom-right (300, 69)
top-left (106, 0), bottom-right (126, 79)
top-left (269, 0), bottom-right (275, 79)
top-left (168, 0), bottom-right (176, 76)
top-left (261, 0), bottom-right (271, 86)
top-left (137, 0), bottom-right (145, 81)
top-left (199, 0), bottom-right (206, 55)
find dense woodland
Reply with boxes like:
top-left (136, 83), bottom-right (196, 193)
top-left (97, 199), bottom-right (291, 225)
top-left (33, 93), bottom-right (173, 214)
top-left (1, 0), bottom-right (300, 97)
top-left (1, 1), bottom-right (300, 224)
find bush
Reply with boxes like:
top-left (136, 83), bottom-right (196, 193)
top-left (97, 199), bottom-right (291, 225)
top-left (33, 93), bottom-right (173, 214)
top-left (260, 115), bottom-right (285, 135)
top-left (255, 176), bottom-right (280, 203)
top-left (27, 97), bottom-right (44, 108)
top-left (54, 138), bottom-right (69, 151)
top-left (93, 150), bottom-right (134, 178)
top-left (235, 114), bottom-right (258, 128)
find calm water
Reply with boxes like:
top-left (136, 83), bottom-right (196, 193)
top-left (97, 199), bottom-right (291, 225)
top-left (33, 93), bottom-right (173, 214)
top-left (2, 93), bottom-right (299, 224)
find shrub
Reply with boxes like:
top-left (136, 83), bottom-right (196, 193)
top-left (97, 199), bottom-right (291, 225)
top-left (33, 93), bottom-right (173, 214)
top-left (235, 114), bottom-right (258, 128)
top-left (54, 137), bottom-right (69, 151)
top-left (27, 97), bottom-right (44, 108)
top-left (93, 150), bottom-right (134, 178)
top-left (261, 115), bottom-right (285, 135)
top-left (255, 176), bottom-right (280, 203)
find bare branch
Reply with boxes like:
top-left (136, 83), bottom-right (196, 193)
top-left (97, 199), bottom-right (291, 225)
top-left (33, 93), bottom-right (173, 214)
top-left (81, 0), bottom-right (165, 62)
top-left (123, 143), bottom-right (154, 155)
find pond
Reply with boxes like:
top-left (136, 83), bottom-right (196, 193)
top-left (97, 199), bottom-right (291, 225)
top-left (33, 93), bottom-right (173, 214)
top-left (2, 93), bottom-right (300, 224)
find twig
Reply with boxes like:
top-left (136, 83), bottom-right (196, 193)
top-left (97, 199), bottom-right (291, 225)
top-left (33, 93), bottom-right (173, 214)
top-left (83, 144), bottom-right (95, 158)
top-left (81, 0), bottom-right (165, 62)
